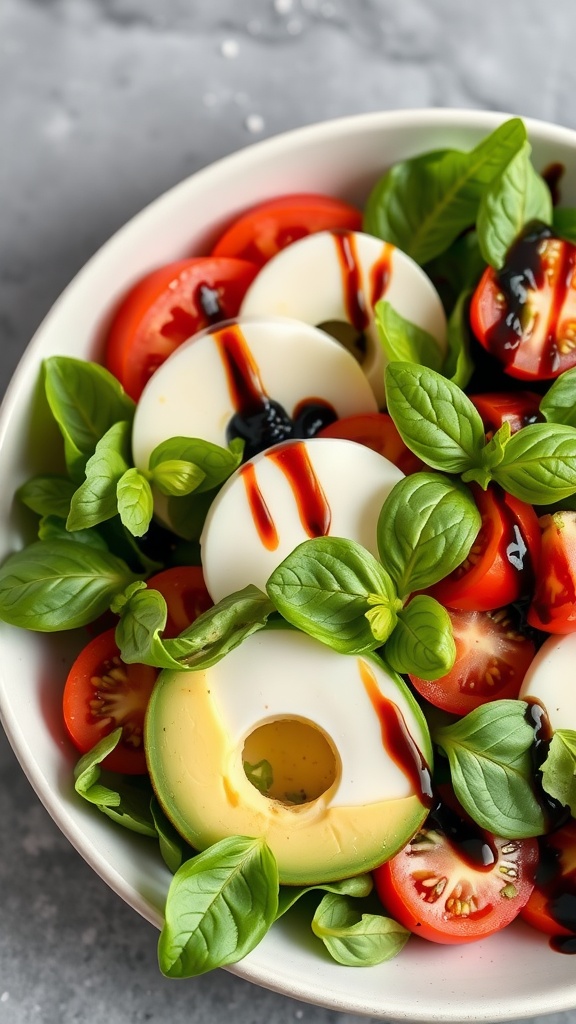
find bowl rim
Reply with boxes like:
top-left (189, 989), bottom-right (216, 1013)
top-left (3, 106), bottom-right (576, 1021)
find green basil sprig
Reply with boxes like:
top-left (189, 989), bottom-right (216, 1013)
top-left (266, 536), bottom-right (401, 654)
top-left (442, 289), bottom-right (475, 389)
top-left (376, 472), bottom-right (481, 598)
top-left (276, 873), bottom-right (373, 920)
top-left (66, 421), bottom-right (131, 531)
top-left (492, 423), bottom-right (576, 504)
top-left (374, 301), bottom-right (444, 371)
top-left (540, 729), bottom-right (576, 816)
top-left (311, 893), bottom-right (410, 967)
top-left (150, 796), bottom-right (194, 874)
top-left (0, 539), bottom-right (138, 630)
top-left (114, 583), bottom-right (275, 670)
top-left (539, 367), bottom-right (576, 428)
top-left (44, 356), bottom-right (135, 480)
top-left (363, 118), bottom-right (526, 265)
top-left (433, 700), bottom-right (547, 838)
top-left (158, 836), bottom-right (279, 978)
top-left (74, 730), bottom-right (157, 837)
top-left (149, 436), bottom-right (244, 494)
top-left (384, 596), bottom-right (456, 681)
top-left (476, 140), bottom-right (552, 269)
top-left (17, 475), bottom-right (77, 519)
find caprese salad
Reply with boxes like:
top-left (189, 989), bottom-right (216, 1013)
top-left (3, 116), bottom-right (576, 975)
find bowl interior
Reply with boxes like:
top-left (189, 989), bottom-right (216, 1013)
top-left (2, 108), bottom-right (576, 1021)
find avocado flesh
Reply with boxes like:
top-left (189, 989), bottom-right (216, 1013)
top-left (145, 666), bottom-right (429, 886)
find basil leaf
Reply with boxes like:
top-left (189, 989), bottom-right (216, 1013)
top-left (442, 290), bottom-right (475, 390)
top-left (117, 468), bottom-right (154, 537)
top-left (150, 459), bottom-right (206, 497)
top-left (74, 731), bottom-right (157, 837)
top-left (164, 585), bottom-right (275, 670)
top-left (385, 362), bottom-right (486, 473)
top-left (149, 437), bottom-right (243, 494)
top-left (540, 730), bottom-right (576, 816)
top-left (434, 700), bottom-right (546, 838)
top-left (38, 514), bottom-right (109, 550)
top-left (167, 488), bottom-right (216, 542)
top-left (385, 596), bottom-right (455, 681)
top-left (363, 119), bottom-right (526, 265)
top-left (374, 301), bottom-right (444, 371)
top-left (150, 796), bottom-right (193, 874)
top-left (44, 357), bottom-right (135, 479)
top-left (540, 368), bottom-right (576, 427)
top-left (492, 422), bottom-right (576, 504)
top-left (115, 585), bottom-right (183, 670)
top-left (158, 836), bottom-right (279, 978)
top-left (0, 539), bottom-right (138, 630)
top-left (18, 475), bottom-right (76, 519)
top-left (266, 537), bottom-right (400, 655)
top-left (424, 231), bottom-right (486, 314)
top-left (477, 141), bottom-right (553, 269)
top-left (553, 206), bottom-right (576, 244)
top-left (66, 421), bottom-right (131, 531)
top-left (376, 472), bottom-right (481, 597)
top-left (276, 874), bottom-right (373, 920)
top-left (311, 893), bottom-right (410, 967)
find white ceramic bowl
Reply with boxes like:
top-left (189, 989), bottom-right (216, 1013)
top-left (1, 109), bottom-right (576, 1022)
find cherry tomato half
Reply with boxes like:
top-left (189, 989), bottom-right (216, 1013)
top-left (528, 512), bottom-right (576, 634)
top-left (470, 391), bottom-right (543, 438)
top-left (374, 823), bottom-right (539, 944)
top-left (409, 607), bottom-right (536, 715)
top-left (521, 820), bottom-right (576, 945)
top-left (317, 413), bottom-right (424, 475)
top-left (470, 229), bottom-right (576, 380)
top-left (63, 628), bottom-right (157, 775)
top-left (146, 565), bottom-right (213, 637)
top-left (429, 485), bottom-right (541, 612)
top-left (105, 257), bottom-right (259, 400)
top-left (210, 193), bottom-right (362, 266)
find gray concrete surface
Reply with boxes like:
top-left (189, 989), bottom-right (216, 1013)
top-left (3, 1), bottom-right (576, 1022)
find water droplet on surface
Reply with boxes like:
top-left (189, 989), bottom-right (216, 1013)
top-left (245, 113), bottom-right (265, 134)
top-left (220, 38), bottom-right (240, 58)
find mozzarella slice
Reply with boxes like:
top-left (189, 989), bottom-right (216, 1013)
top-left (200, 435), bottom-right (403, 602)
top-left (519, 632), bottom-right (576, 731)
top-left (131, 316), bottom-right (378, 472)
top-left (239, 229), bottom-right (447, 406)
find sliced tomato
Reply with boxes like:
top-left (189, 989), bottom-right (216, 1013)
top-left (470, 391), bottom-right (542, 438)
top-left (470, 228), bottom-right (576, 380)
top-left (210, 193), bottom-right (362, 266)
top-left (521, 820), bottom-right (576, 945)
top-left (430, 485), bottom-right (541, 612)
top-left (146, 565), bottom-right (212, 638)
top-left (528, 512), bottom-right (576, 634)
top-left (105, 257), bottom-right (259, 400)
top-left (63, 628), bottom-right (157, 775)
top-left (317, 413), bottom-right (424, 475)
top-left (374, 821), bottom-right (538, 944)
top-left (409, 607), bottom-right (536, 715)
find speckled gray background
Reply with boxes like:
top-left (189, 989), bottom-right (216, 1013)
top-left (2, 2), bottom-right (576, 1022)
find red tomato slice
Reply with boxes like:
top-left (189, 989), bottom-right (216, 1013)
top-left (470, 230), bottom-right (576, 380)
top-left (528, 512), bottom-right (576, 634)
top-left (210, 193), bottom-right (362, 266)
top-left (105, 257), bottom-right (259, 400)
top-left (317, 413), bottom-right (425, 475)
top-left (146, 565), bottom-right (212, 638)
top-left (430, 485), bottom-right (541, 612)
top-left (470, 391), bottom-right (543, 438)
top-left (63, 628), bottom-right (158, 775)
top-left (521, 821), bottom-right (576, 944)
top-left (374, 821), bottom-right (538, 944)
top-left (409, 607), bottom-right (536, 715)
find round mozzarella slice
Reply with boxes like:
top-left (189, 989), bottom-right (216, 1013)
top-left (145, 628), bottom-right (432, 883)
top-left (519, 632), bottom-right (576, 731)
top-left (131, 316), bottom-right (378, 472)
top-left (239, 229), bottom-right (447, 406)
top-left (200, 435), bottom-right (403, 602)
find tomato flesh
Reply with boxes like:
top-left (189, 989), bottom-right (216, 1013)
top-left (470, 391), bottom-right (543, 438)
top-left (409, 607), bottom-right (536, 715)
top-left (521, 821), bottom-right (576, 946)
top-left (210, 193), bottom-right (362, 266)
top-left (105, 256), bottom-right (259, 400)
top-left (63, 628), bottom-right (158, 775)
top-left (375, 820), bottom-right (539, 944)
top-left (430, 485), bottom-right (541, 612)
top-left (317, 413), bottom-right (424, 475)
top-left (528, 512), bottom-right (576, 633)
top-left (470, 229), bottom-right (576, 380)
